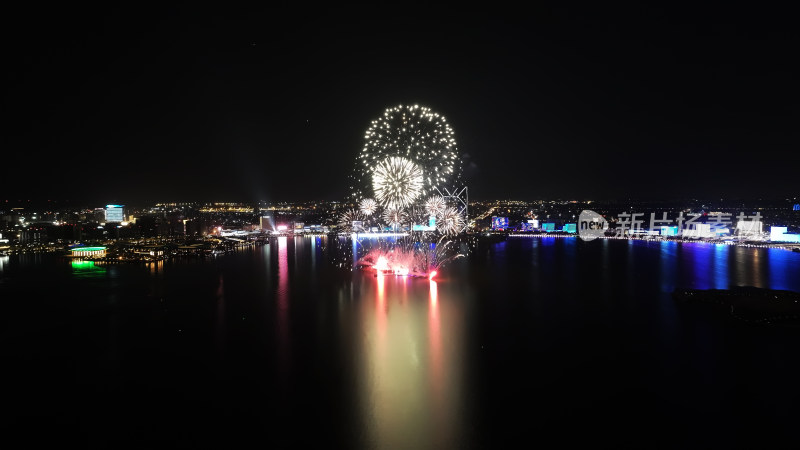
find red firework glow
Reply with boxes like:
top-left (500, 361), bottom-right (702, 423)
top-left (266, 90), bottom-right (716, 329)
top-left (357, 242), bottom-right (461, 278)
top-left (363, 251), bottom-right (417, 276)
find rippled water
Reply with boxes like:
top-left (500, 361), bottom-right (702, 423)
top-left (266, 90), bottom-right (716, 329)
top-left (2, 237), bottom-right (799, 448)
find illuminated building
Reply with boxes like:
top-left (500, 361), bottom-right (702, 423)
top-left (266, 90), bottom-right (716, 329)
top-left (412, 222), bottom-right (435, 231)
top-left (562, 223), bottom-right (577, 233)
top-left (682, 223), bottom-right (713, 238)
top-left (770, 226), bottom-right (800, 243)
top-left (542, 223), bottom-right (555, 232)
top-left (736, 220), bottom-right (763, 234)
top-left (411, 215), bottom-right (436, 232)
top-left (715, 228), bottom-right (731, 236)
top-left (69, 246), bottom-right (107, 258)
top-left (491, 216), bottom-right (508, 230)
top-left (660, 226), bottom-right (679, 236)
top-left (105, 204), bottom-right (124, 223)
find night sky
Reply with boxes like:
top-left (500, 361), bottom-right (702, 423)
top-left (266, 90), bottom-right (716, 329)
top-left (5, 5), bottom-right (799, 205)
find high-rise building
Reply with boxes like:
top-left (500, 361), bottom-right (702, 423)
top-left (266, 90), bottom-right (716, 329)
top-left (105, 204), bottom-right (124, 223)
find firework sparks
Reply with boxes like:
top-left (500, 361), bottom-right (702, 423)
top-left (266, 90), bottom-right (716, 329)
top-left (424, 195), bottom-right (447, 217)
top-left (372, 156), bottom-right (423, 209)
top-left (338, 208), bottom-right (365, 233)
top-left (382, 207), bottom-right (407, 227)
top-left (352, 104), bottom-right (462, 202)
top-left (355, 234), bottom-right (466, 277)
top-left (436, 206), bottom-right (465, 236)
top-left (359, 198), bottom-right (378, 216)
top-left (336, 104), bottom-right (471, 279)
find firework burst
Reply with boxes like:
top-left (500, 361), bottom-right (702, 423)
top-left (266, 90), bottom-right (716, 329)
top-left (424, 195), bottom-right (447, 217)
top-left (436, 206), bottom-right (465, 236)
top-left (382, 207), bottom-right (407, 227)
top-left (359, 198), bottom-right (378, 216)
top-left (337, 104), bottom-right (470, 279)
top-left (338, 208), bottom-right (365, 233)
top-left (372, 156), bottom-right (423, 209)
top-left (352, 104), bottom-right (462, 202)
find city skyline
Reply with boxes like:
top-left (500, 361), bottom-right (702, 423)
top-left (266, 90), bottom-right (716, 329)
top-left (5, 5), bottom-right (798, 205)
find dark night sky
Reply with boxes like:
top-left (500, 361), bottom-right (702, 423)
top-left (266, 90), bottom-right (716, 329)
top-left (4, 4), bottom-right (799, 205)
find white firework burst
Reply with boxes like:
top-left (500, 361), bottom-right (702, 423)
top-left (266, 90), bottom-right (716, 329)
top-left (383, 207), bottom-right (407, 227)
top-left (424, 195), bottom-right (447, 217)
top-left (338, 208), bottom-right (365, 232)
top-left (359, 198), bottom-right (378, 216)
top-left (372, 156), bottom-right (423, 209)
top-left (436, 206), bottom-right (465, 236)
top-left (353, 104), bottom-right (462, 201)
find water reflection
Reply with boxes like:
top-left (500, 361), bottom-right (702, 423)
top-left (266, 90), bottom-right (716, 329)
top-left (277, 236), bottom-right (290, 374)
top-left (684, 242), bottom-right (762, 289)
top-left (71, 260), bottom-right (106, 278)
top-left (712, 244), bottom-right (729, 289)
top-left (428, 280), bottom-right (446, 447)
top-left (310, 236), bottom-right (316, 270)
top-left (768, 248), bottom-right (797, 291)
top-left (691, 243), bottom-right (713, 289)
top-left (148, 260), bottom-right (164, 275)
top-left (750, 248), bottom-right (765, 287)
top-left (657, 241), bottom-right (679, 333)
top-left (4, 237), bottom-right (800, 448)
top-left (358, 273), bottom-right (464, 449)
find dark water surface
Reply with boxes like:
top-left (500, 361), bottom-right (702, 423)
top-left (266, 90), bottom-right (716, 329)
top-left (2, 237), bottom-right (800, 448)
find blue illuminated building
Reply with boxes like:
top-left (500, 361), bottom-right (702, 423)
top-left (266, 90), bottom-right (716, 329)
top-left (660, 226), bottom-right (679, 236)
top-left (492, 216), bottom-right (509, 230)
top-left (105, 204), bottom-right (124, 223)
top-left (771, 226), bottom-right (800, 243)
